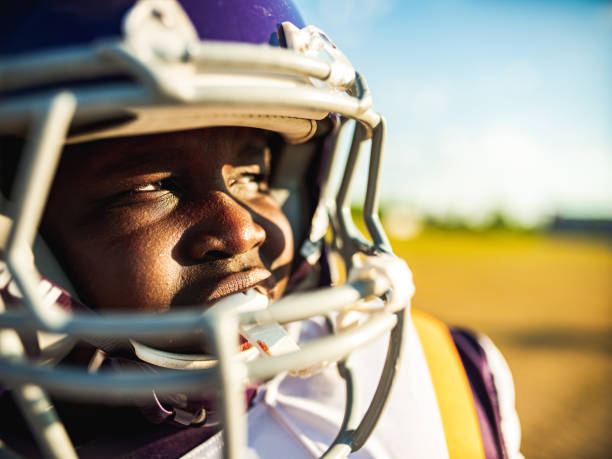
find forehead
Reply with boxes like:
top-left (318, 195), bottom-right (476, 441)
top-left (60, 127), bottom-right (270, 175)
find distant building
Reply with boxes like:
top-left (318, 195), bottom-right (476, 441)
top-left (549, 216), bottom-right (612, 238)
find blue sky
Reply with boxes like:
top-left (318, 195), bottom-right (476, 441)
top-left (294, 0), bottom-right (612, 225)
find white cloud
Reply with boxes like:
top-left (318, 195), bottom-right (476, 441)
top-left (380, 123), bottom-right (612, 225)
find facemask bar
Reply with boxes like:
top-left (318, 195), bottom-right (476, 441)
top-left (1, 282), bottom-right (401, 458)
top-left (0, 285), bottom-right (76, 459)
top-left (311, 116), bottom-right (404, 458)
top-left (0, 92), bottom-right (79, 459)
top-left (363, 117), bottom-right (391, 252)
top-left (0, 41), bottom-right (379, 137)
top-left (4, 93), bottom-right (76, 330)
top-left (322, 113), bottom-right (391, 279)
top-left (0, 32), bottom-right (407, 459)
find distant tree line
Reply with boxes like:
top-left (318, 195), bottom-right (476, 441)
top-left (350, 205), bottom-right (612, 238)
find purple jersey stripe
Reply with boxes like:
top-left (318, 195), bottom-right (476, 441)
top-left (451, 328), bottom-right (508, 459)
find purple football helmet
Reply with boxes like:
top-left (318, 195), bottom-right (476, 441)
top-left (0, 1), bottom-right (413, 457)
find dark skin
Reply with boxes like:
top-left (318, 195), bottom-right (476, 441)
top-left (42, 127), bottom-right (294, 351)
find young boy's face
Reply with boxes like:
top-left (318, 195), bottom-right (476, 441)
top-left (43, 127), bottom-right (293, 346)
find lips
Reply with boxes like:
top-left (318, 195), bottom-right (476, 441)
top-left (138, 267), bottom-right (271, 353)
top-left (208, 266), bottom-right (271, 301)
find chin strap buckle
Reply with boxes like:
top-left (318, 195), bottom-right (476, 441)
top-left (236, 291), bottom-right (326, 378)
top-left (338, 253), bottom-right (415, 331)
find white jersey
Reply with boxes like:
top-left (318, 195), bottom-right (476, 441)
top-left (181, 314), bottom-right (522, 459)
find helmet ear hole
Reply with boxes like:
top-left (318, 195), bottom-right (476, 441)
top-left (276, 22), bottom-right (288, 48)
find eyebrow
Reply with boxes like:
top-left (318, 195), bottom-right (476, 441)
top-left (97, 148), bottom-right (179, 178)
top-left (77, 131), bottom-right (273, 181)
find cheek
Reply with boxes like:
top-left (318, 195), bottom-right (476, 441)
top-left (256, 199), bottom-right (294, 272)
top-left (60, 220), bottom-right (185, 312)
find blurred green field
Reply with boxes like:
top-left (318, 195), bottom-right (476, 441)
top-left (391, 230), bottom-right (612, 459)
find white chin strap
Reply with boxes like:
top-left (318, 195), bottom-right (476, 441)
top-left (130, 290), bottom-right (314, 376)
top-left (130, 340), bottom-right (259, 370)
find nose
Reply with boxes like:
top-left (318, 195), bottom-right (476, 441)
top-left (186, 191), bottom-right (266, 262)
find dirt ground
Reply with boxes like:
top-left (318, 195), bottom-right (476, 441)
top-left (391, 231), bottom-right (612, 459)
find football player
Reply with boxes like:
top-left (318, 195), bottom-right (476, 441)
top-left (0, 1), bottom-right (521, 458)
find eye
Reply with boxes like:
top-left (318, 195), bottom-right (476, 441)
top-left (231, 172), bottom-right (269, 194)
top-left (235, 173), bottom-right (265, 186)
top-left (105, 177), bottom-right (183, 208)
top-left (133, 178), bottom-right (181, 194)
top-left (134, 182), bottom-right (161, 192)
